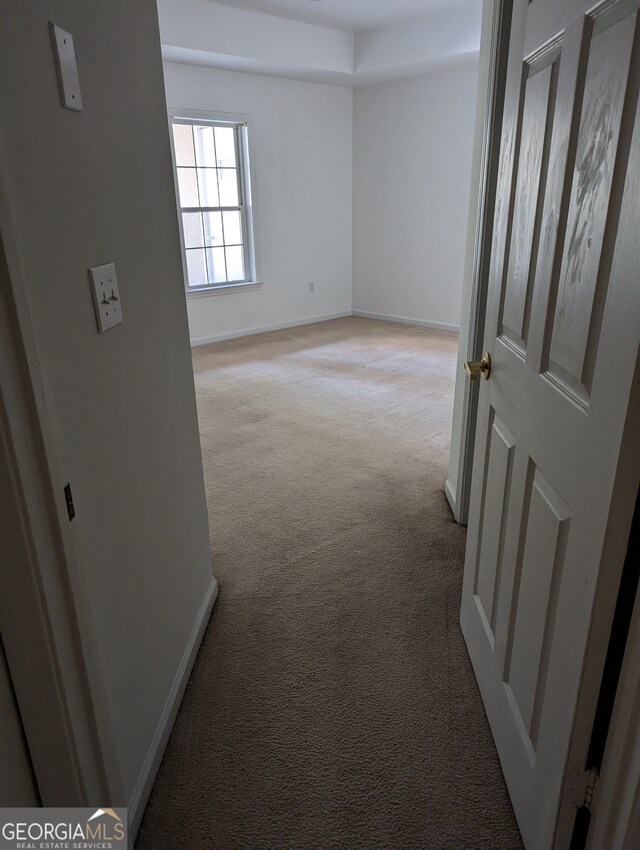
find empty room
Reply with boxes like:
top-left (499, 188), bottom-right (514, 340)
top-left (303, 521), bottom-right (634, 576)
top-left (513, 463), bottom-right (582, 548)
top-left (1, 2), bottom-right (640, 850)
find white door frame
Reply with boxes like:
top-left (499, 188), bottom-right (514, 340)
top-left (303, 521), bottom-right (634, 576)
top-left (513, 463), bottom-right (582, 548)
top-left (455, 0), bottom-right (640, 844)
top-left (587, 498), bottom-right (640, 849)
top-left (557, 349), bottom-right (640, 846)
top-left (0, 165), bottom-right (123, 807)
top-left (449, 0), bottom-right (512, 526)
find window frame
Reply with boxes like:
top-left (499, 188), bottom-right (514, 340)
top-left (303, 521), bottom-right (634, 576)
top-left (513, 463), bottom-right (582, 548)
top-left (167, 109), bottom-right (259, 295)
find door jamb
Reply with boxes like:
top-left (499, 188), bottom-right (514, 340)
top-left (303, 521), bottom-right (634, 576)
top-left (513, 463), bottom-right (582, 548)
top-left (583, 488), bottom-right (640, 849)
top-left (448, 0), bottom-right (512, 525)
top-left (0, 168), bottom-right (123, 807)
top-left (571, 488), bottom-right (640, 849)
top-left (556, 347), bottom-right (640, 848)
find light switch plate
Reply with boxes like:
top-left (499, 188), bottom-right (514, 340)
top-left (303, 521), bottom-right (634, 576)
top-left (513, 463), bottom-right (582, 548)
top-left (89, 263), bottom-right (123, 333)
top-left (50, 23), bottom-right (83, 112)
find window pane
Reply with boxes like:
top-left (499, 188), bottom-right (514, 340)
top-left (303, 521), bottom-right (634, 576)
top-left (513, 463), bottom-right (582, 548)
top-left (172, 124), bottom-right (195, 166)
top-left (203, 211), bottom-right (223, 247)
top-left (225, 246), bottom-right (245, 282)
top-left (175, 121), bottom-right (253, 291)
top-left (214, 126), bottom-right (236, 168)
top-left (218, 169), bottom-right (239, 206)
top-left (185, 249), bottom-right (207, 287)
top-left (206, 247), bottom-right (227, 284)
top-left (177, 168), bottom-right (198, 207)
top-left (222, 210), bottom-right (242, 245)
top-left (197, 168), bottom-right (219, 207)
top-left (182, 213), bottom-right (204, 249)
top-left (193, 125), bottom-right (216, 167)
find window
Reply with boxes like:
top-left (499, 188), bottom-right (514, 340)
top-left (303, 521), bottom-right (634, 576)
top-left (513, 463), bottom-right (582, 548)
top-left (170, 116), bottom-right (256, 291)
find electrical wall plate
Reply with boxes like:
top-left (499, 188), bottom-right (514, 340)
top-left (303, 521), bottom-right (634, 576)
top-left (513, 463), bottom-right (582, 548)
top-left (49, 23), bottom-right (83, 112)
top-left (89, 263), bottom-right (123, 333)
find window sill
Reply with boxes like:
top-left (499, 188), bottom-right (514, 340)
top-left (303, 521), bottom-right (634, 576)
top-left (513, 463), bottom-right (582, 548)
top-left (186, 281), bottom-right (263, 298)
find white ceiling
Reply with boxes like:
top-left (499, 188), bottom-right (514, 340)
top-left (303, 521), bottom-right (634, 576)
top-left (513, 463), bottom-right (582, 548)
top-left (208, 0), bottom-right (478, 34)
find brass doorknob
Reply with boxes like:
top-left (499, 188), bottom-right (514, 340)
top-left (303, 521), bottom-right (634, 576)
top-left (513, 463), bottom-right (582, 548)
top-left (464, 352), bottom-right (491, 381)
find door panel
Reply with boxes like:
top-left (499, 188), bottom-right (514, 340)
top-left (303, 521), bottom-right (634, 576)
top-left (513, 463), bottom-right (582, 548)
top-left (506, 466), bottom-right (571, 746)
top-left (475, 413), bottom-right (516, 634)
top-left (461, 1), bottom-right (640, 847)
top-left (548, 14), bottom-right (636, 400)
top-left (501, 61), bottom-right (555, 355)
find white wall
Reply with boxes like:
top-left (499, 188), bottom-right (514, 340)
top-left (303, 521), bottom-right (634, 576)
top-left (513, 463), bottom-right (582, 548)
top-left (163, 62), bottom-right (353, 345)
top-left (0, 0), bottom-right (214, 812)
top-left (352, 57), bottom-right (479, 331)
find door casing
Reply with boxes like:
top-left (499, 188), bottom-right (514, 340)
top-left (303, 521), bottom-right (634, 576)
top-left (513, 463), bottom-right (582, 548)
top-left (0, 179), bottom-right (123, 807)
top-left (447, 0), bottom-right (513, 526)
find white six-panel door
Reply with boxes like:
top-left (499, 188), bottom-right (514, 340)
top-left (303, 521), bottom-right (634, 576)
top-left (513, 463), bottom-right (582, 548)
top-left (460, 0), bottom-right (640, 847)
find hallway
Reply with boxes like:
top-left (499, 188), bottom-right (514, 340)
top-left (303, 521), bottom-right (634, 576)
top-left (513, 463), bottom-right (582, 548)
top-left (136, 317), bottom-right (522, 849)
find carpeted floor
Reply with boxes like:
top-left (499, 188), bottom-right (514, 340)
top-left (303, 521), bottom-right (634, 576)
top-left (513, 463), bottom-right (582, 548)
top-left (136, 317), bottom-right (523, 850)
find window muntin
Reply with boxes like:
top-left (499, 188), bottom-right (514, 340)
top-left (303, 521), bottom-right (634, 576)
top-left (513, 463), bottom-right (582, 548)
top-left (171, 119), bottom-right (254, 290)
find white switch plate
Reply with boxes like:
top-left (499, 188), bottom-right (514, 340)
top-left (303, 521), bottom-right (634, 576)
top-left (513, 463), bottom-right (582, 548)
top-left (49, 23), bottom-right (83, 112)
top-left (89, 263), bottom-right (123, 333)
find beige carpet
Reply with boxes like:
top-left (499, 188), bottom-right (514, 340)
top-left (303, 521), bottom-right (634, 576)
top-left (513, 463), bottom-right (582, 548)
top-left (136, 317), bottom-right (523, 850)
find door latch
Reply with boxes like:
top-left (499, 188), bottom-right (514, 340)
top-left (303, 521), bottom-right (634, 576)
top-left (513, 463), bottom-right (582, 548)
top-left (464, 352), bottom-right (491, 380)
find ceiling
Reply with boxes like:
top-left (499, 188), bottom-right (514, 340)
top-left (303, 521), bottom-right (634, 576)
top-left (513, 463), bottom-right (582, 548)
top-left (208, 0), bottom-right (478, 34)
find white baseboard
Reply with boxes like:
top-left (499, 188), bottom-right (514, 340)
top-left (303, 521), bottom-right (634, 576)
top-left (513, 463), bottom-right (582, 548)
top-left (190, 312), bottom-right (352, 347)
top-left (129, 576), bottom-right (219, 837)
top-left (444, 478), bottom-right (457, 520)
top-left (352, 310), bottom-right (460, 334)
